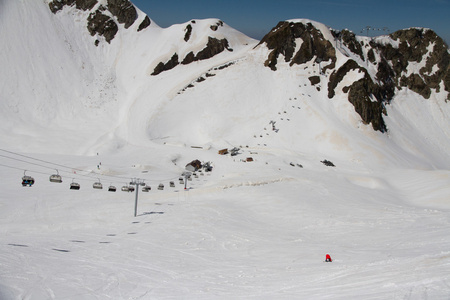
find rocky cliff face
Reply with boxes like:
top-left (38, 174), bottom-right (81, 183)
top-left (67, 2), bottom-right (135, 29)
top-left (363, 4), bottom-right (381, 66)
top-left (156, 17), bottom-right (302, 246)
top-left (258, 21), bottom-right (449, 132)
top-left (48, 0), bottom-right (149, 44)
top-left (151, 20), bottom-right (235, 76)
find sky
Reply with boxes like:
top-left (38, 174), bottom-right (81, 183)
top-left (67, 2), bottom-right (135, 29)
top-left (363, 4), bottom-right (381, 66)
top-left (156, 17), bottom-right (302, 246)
top-left (132, 0), bottom-right (450, 44)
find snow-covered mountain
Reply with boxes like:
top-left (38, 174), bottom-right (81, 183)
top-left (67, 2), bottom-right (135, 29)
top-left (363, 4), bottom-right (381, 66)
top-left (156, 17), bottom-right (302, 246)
top-left (1, 1), bottom-right (450, 299)
top-left (1, 0), bottom-right (449, 168)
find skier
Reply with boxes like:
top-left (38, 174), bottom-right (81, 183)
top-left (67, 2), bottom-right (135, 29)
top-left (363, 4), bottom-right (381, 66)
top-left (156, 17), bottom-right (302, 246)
top-left (325, 254), bottom-right (332, 262)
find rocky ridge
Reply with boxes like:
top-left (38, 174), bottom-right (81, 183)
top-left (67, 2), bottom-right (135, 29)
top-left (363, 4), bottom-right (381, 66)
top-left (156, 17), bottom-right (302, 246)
top-left (48, 0), bottom-right (150, 44)
top-left (257, 21), bottom-right (449, 132)
top-left (151, 20), bottom-right (234, 75)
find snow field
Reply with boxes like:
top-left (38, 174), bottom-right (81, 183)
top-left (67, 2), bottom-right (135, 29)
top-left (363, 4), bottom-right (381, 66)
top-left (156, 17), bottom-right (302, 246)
top-left (1, 146), bottom-right (450, 299)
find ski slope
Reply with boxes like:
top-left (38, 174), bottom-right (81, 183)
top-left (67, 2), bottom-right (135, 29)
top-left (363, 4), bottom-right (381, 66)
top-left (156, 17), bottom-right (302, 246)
top-left (1, 145), bottom-right (450, 299)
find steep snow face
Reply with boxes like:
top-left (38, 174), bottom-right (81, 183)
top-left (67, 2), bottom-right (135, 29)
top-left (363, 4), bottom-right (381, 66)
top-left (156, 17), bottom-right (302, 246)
top-left (0, 0), bottom-right (127, 154)
top-left (0, 0), bottom-right (256, 155)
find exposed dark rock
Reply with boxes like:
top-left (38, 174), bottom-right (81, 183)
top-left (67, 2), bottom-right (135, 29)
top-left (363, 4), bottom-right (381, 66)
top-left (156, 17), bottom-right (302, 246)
top-left (347, 77), bottom-right (387, 132)
top-left (77, 0), bottom-right (97, 10)
top-left (210, 20), bottom-right (224, 31)
top-left (374, 28), bottom-right (450, 99)
top-left (151, 53), bottom-right (179, 76)
top-left (374, 57), bottom-right (396, 102)
top-left (367, 49), bottom-right (376, 63)
top-left (309, 76), bottom-right (320, 85)
top-left (328, 59), bottom-right (387, 131)
top-left (182, 52), bottom-right (195, 65)
top-left (445, 65), bottom-right (450, 98)
top-left (215, 62), bottom-right (235, 70)
top-left (181, 37), bottom-right (232, 65)
top-left (107, 0), bottom-right (137, 29)
top-left (87, 9), bottom-right (118, 43)
top-left (339, 30), bottom-right (364, 61)
top-left (321, 160), bottom-right (335, 167)
top-left (184, 24), bottom-right (193, 42)
top-left (49, 0), bottom-right (74, 13)
top-left (258, 21), bottom-right (336, 71)
top-left (49, 0), bottom-right (97, 13)
top-left (50, 0), bottom-right (140, 44)
top-left (258, 22), bottom-right (299, 70)
top-left (137, 16), bottom-right (151, 32)
top-left (327, 60), bottom-right (359, 98)
top-left (260, 21), bottom-right (448, 131)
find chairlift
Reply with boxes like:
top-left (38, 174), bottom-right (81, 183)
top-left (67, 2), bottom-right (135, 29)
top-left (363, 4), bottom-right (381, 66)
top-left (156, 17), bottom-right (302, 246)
top-left (142, 185), bottom-right (151, 192)
top-left (108, 185), bottom-right (117, 192)
top-left (128, 185), bottom-right (135, 192)
top-left (170, 181), bottom-right (175, 187)
top-left (22, 171), bottom-right (35, 187)
top-left (179, 177), bottom-right (184, 184)
top-left (158, 183), bottom-right (164, 190)
top-left (49, 169), bottom-right (62, 183)
top-left (121, 185), bottom-right (129, 192)
top-left (93, 179), bottom-right (103, 189)
top-left (70, 180), bottom-right (80, 190)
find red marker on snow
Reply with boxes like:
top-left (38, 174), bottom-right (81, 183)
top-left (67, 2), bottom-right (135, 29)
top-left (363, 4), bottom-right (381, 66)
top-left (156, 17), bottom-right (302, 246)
top-left (325, 254), bottom-right (332, 262)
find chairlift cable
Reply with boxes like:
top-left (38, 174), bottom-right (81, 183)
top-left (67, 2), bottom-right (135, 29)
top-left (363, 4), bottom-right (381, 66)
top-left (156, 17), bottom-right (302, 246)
top-left (0, 163), bottom-right (48, 176)
top-left (0, 148), bottom-right (192, 186)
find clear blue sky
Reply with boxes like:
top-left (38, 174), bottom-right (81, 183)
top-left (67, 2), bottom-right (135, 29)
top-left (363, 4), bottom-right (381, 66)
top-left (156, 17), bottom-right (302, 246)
top-left (132, 0), bottom-right (450, 44)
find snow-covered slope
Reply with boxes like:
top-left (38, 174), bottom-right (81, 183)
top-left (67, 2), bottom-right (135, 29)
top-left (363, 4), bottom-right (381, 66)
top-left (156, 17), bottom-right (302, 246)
top-left (1, 1), bottom-right (450, 299)
top-left (1, 1), bottom-right (448, 169)
top-left (0, 0), bottom-right (257, 154)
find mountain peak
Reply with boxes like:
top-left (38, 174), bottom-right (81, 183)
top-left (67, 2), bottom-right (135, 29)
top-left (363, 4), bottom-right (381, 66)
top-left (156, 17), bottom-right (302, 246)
top-left (255, 19), bottom-right (449, 132)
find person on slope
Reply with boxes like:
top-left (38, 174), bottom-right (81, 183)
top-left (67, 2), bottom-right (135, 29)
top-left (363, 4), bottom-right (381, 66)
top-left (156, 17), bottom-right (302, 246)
top-left (325, 254), bottom-right (332, 262)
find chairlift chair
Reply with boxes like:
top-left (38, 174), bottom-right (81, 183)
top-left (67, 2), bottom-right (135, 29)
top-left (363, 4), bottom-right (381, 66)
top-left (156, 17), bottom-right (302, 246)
top-left (22, 171), bottom-right (35, 187)
top-left (93, 180), bottom-right (103, 189)
top-left (179, 177), bottom-right (184, 184)
top-left (49, 170), bottom-right (62, 183)
top-left (121, 185), bottom-right (129, 192)
top-left (108, 185), bottom-right (117, 192)
top-left (158, 183), bottom-right (164, 190)
top-left (170, 181), bottom-right (175, 187)
top-left (70, 182), bottom-right (80, 190)
top-left (128, 185), bottom-right (135, 192)
top-left (142, 185), bottom-right (151, 192)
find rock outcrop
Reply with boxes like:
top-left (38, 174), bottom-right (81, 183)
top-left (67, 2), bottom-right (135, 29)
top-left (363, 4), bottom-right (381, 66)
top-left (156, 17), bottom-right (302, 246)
top-left (257, 21), bottom-right (336, 72)
top-left (258, 20), bottom-right (449, 132)
top-left (151, 37), bottom-right (233, 75)
top-left (48, 0), bottom-right (141, 44)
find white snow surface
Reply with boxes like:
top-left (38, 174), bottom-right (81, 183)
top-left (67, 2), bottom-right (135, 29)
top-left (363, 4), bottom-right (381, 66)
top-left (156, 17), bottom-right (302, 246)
top-left (0, 1), bottom-right (450, 299)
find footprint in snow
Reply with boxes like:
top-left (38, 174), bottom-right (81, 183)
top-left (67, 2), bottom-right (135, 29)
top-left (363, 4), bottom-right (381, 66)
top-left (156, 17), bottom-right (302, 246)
top-left (52, 248), bottom-right (70, 253)
top-left (8, 243), bottom-right (29, 247)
